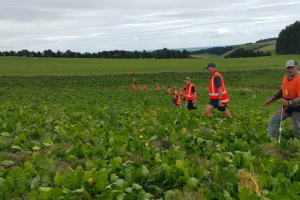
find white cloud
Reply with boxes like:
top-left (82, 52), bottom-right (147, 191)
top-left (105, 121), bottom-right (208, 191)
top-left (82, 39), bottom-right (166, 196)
top-left (0, 0), bottom-right (299, 52)
top-left (218, 28), bottom-right (230, 34)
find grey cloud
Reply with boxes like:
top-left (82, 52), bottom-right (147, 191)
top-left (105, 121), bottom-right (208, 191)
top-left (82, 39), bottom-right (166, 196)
top-left (0, 0), bottom-right (299, 52)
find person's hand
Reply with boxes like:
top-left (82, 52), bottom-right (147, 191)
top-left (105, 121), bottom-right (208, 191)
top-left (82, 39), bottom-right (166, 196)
top-left (192, 100), bottom-right (196, 104)
top-left (281, 99), bottom-right (289, 107)
top-left (218, 100), bottom-right (224, 107)
top-left (265, 98), bottom-right (273, 107)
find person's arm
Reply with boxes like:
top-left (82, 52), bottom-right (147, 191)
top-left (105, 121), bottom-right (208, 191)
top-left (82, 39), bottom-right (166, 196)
top-left (191, 86), bottom-right (197, 103)
top-left (288, 97), bottom-right (300, 107)
top-left (289, 82), bottom-right (300, 107)
top-left (217, 87), bottom-right (223, 107)
top-left (214, 77), bottom-right (223, 107)
top-left (192, 92), bottom-right (197, 103)
top-left (272, 88), bottom-right (283, 101)
top-left (265, 88), bottom-right (282, 106)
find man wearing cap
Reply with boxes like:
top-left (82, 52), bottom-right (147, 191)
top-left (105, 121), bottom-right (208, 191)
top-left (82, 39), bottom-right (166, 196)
top-left (205, 63), bottom-right (232, 118)
top-left (265, 60), bottom-right (300, 139)
top-left (184, 77), bottom-right (197, 110)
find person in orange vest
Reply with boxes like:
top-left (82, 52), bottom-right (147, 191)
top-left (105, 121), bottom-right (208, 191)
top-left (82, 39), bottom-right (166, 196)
top-left (133, 77), bottom-right (136, 83)
top-left (132, 70), bottom-right (134, 76)
top-left (166, 86), bottom-right (171, 94)
top-left (132, 83), bottom-right (136, 90)
top-left (265, 60), bottom-right (300, 139)
top-left (156, 83), bottom-right (160, 91)
top-left (205, 63), bottom-right (232, 118)
top-left (143, 84), bottom-right (147, 90)
top-left (172, 91), bottom-right (181, 107)
top-left (184, 77), bottom-right (197, 110)
top-left (138, 85), bottom-right (141, 90)
top-left (173, 87), bottom-right (177, 95)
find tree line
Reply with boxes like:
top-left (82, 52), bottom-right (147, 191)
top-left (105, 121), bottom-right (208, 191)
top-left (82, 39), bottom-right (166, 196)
top-left (190, 46), bottom-right (233, 55)
top-left (224, 48), bottom-right (271, 58)
top-left (0, 48), bottom-right (190, 59)
top-left (256, 37), bottom-right (277, 43)
top-left (276, 21), bottom-right (300, 55)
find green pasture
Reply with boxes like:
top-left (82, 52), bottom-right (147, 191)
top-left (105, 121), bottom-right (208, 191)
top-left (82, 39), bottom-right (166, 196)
top-left (220, 40), bottom-right (277, 58)
top-left (190, 53), bottom-right (219, 59)
top-left (1, 54), bottom-right (300, 75)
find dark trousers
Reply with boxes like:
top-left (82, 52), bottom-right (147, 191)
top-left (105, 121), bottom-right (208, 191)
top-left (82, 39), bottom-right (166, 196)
top-left (187, 100), bottom-right (197, 110)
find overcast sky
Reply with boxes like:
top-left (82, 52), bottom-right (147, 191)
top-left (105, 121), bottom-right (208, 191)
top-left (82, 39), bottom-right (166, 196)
top-left (0, 0), bottom-right (299, 52)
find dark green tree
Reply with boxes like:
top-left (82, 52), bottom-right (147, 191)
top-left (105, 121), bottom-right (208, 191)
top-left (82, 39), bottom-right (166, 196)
top-left (276, 21), bottom-right (300, 54)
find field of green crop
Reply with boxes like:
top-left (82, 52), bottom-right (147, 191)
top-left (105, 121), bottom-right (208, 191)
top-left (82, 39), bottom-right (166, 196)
top-left (1, 69), bottom-right (300, 199)
top-left (1, 55), bottom-right (300, 75)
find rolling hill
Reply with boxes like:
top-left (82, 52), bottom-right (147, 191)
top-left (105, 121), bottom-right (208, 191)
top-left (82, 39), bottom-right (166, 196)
top-left (190, 40), bottom-right (277, 59)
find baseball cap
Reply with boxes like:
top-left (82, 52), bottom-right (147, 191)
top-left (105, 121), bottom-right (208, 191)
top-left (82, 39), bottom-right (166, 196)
top-left (184, 77), bottom-right (190, 81)
top-left (285, 60), bottom-right (297, 68)
top-left (205, 62), bottom-right (216, 69)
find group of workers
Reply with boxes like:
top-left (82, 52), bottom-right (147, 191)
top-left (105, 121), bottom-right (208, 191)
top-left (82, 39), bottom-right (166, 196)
top-left (131, 63), bottom-right (233, 119)
top-left (168, 62), bottom-right (232, 118)
top-left (131, 60), bottom-right (300, 140)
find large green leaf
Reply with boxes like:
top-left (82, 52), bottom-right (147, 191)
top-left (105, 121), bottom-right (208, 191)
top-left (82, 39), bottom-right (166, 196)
top-left (1, 132), bottom-right (10, 137)
top-left (31, 175), bottom-right (41, 189)
top-left (38, 187), bottom-right (51, 199)
top-left (29, 191), bottom-right (38, 200)
top-left (1, 160), bottom-right (14, 166)
top-left (54, 172), bottom-right (64, 187)
top-left (175, 160), bottom-right (189, 180)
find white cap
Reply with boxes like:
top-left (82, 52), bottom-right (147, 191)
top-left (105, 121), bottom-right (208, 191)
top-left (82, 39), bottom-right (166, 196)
top-left (285, 60), bottom-right (297, 67)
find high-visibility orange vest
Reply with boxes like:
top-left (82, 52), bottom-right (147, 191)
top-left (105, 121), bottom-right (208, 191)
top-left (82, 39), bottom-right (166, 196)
top-left (174, 94), bottom-right (181, 106)
top-left (132, 84), bottom-right (135, 90)
top-left (167, 88), bottom-right (171, 94)
top-left (209, 72), bottom-right (230, 104)
top-left (138, 85), bottom-right (141, 90)
top-left (132, 70), bottom-right (134, 75)
top-left (282, 74), bottom-right (300, 99)
top-left (156, 85), bottom-right (160, 91)
top-left (143, 84), bottom-right (147, 90)
top-left (186, 83), bottom-right (196, 100)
